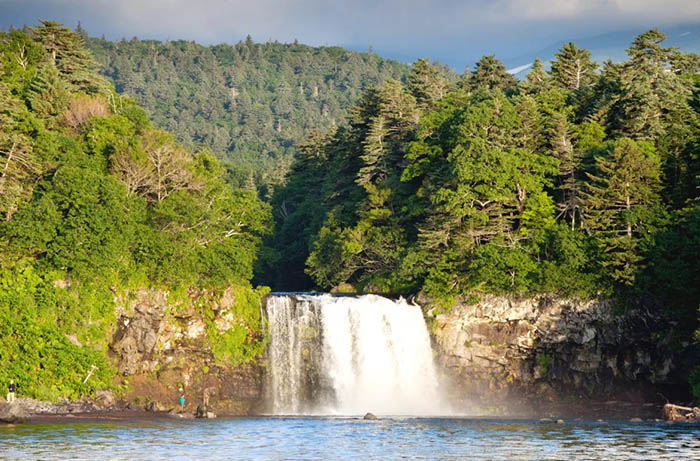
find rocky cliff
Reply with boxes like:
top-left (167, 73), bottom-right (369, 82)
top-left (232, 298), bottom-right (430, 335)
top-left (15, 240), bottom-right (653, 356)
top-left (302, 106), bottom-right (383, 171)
top-left (424, 294), bottom-right (675, 417)
top-left (108, 287), bottom-right (265, 415)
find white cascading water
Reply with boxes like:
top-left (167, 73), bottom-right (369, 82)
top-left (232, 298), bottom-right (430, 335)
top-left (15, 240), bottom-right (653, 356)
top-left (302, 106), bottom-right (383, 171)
top-left (266, 293), bottom-right (443, 415)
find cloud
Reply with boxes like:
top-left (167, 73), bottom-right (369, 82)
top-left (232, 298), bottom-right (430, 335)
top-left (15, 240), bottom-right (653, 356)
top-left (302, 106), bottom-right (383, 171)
top-left (1, 0), bottom-right (698, 67)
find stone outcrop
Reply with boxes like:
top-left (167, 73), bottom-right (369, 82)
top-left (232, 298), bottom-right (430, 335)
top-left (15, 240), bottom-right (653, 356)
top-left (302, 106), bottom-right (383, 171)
top-left (0, 401), bottom-right (29, 423)
top-left (424, 294), bottom-right (675, 416)
top-left (109, 287), bottom-right (264, 415)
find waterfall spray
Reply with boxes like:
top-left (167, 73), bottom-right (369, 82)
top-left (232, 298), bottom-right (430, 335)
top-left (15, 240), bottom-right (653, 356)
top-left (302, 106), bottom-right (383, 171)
top-left (266, 293), bottom-right (443, 415)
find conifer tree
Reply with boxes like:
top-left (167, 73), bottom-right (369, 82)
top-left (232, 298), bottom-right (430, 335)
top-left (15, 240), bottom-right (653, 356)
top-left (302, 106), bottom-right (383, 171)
top-left (616, 29), bottom-right (691, 140)
top-left (357, 80), bottom-right (418, 186)
top-left (32, 20), bottom-right (105, 93)
top-left (586, 59), bottom-right (623, 123)
top-left (457, 65), bottom-right (471, 90)
top-left (470, 55), bottom-right (517, 92)
top-left (26, 60), bottom-right (70, 117)
top-left (549, 112), bottom-right (581, 229)
top-left (522, 58), bottom-right (550, 94)
top-left (582, 138), bottom-right (661, 284)
top-left (407, 58), bottom-right (446, 110)
top-left (0, 81), bottom-right (38, 220)
top-left (549, 42), bottom-right (597, 91)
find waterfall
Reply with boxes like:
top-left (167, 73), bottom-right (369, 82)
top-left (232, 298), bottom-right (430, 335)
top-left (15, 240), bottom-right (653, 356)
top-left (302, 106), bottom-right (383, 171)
top-left (266, 293), bottom-right (443, 415)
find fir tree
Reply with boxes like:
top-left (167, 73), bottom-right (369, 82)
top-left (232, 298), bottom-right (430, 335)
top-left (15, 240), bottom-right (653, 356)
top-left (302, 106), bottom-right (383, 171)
top-left (33, 20), bottom-right (106, 93)
top-left (406, 58), bottom-right (446, 110)
top-left (522, 58), bottom-right (550, 94)
top-left (470, 55), bottom-right (517, 92)
top-left (549, 42), bottom-right (597, 91)
top-left (26, 60), bottom-right (70, 117)
top-left (582, 138), bottom-right (661, 284)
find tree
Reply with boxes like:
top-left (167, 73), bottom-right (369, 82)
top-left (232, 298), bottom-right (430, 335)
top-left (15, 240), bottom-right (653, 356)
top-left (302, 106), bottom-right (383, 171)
top-left (0, 78), bottom-right (39, 221)
top-left (549, 42), bottom-right (597, 91)
top-left (549, 112), bottom-right (580, 229)
top-left (470, 55), bottom-right (517, 92)
top-left (522, 58), bottom-right (550, 94)
top-left (616, 29), bottom-right (692, 140)
top-left (407, 58), bottom-right (446, 110)
top-left (357, 80), bottom-right (418, 186)
top-left (582, 138), bottom-right (662, 284)
top-left (615, 30), bottom-right (700, 206)
top-left (26, 60), bottom-right (70, 117)
top-left (32, 20), bottom-right (105, 93)
top-left (138, 129), bottom-right (200, 203)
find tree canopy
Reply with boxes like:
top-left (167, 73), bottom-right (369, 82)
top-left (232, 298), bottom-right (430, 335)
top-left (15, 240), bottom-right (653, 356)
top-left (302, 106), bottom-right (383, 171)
top-left (0, 23), bottom-right (271, 400)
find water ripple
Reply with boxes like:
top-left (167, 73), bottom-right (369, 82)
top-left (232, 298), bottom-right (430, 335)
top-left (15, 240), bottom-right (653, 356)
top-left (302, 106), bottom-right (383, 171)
top-left (1, 417), bottom-right (698, 460)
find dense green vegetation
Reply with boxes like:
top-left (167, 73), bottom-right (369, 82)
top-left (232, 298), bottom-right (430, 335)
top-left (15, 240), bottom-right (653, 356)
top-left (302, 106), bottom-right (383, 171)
top-left (264, 31), bottom-right (700, 390)
top-left (0, 22), bottom-right (271, 399)
top-left (1, 21), bottom-right (698, 401)
top-left (84, 32), bottom-right (437, 196)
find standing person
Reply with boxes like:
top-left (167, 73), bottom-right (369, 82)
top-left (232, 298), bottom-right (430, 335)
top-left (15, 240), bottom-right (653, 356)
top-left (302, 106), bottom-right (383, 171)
top-left (7, 380), bottom-right (16, 402)
top-left (179, 392), bottom-right (185, 412)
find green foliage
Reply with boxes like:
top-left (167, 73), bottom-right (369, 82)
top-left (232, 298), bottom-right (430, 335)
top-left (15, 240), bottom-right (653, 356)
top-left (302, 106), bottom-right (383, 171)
top-left (85, 35), bottom-right (427, 196)
top-left (0, 24), bottom-right (272, 400)
top-left (549, 42), bottom-right (597, 90)
top-left (690, 366), bottom-right (700, 402)
top-left (0, 262), bottom-right (116, 400)
top-left (268, 29), bottom-right (700, 360)
top-left (206, 286), bottom-right (269, 366)
top-left (536, 352), bottom-right (553, 375)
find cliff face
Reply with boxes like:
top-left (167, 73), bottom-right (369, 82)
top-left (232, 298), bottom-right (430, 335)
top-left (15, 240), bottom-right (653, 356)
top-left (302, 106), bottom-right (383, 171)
top-left (425, 295), bottom-right (675, 416)
top-left (106, 291), bottom-right (677, 417)
top-left (108, 288), bottom-right (264, 415)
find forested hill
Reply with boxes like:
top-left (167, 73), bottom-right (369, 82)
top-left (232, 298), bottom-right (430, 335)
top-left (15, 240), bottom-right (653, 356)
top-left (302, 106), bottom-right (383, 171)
top-left (0, 22), bottom-right (270, 399)
top-left (266, 31), bottom-right (699, 335)
top-left (84, 33), bottom-right (436, 194)
top-left (264, 30), bottom-right (700, 394)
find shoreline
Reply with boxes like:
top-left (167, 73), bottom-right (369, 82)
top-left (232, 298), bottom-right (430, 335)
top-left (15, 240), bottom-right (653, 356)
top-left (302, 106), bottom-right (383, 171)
top-left (12, 404), bottom-right (682, 425)
top-left (5, 394), bottom-right (698, 425)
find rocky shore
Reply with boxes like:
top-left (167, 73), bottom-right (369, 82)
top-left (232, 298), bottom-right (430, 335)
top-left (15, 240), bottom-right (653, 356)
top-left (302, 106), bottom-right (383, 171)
top-left (0, 396), bottom-right (221, 424)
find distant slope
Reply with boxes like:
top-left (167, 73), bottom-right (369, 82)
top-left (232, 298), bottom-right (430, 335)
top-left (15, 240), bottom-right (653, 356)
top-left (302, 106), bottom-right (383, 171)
top-left (506, 24), bottom-right (700, 77)
top-left (86, 36), bottom-right (411, 193)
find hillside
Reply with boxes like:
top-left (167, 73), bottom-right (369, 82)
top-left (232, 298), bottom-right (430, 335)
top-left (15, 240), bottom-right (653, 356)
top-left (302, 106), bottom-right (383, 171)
top-left (84, 33), bottom-right (424, 195)
top-left (0, 21), bottom-right (270, 400)
top-left (506, 24), bottom-right (700, 77)
top-left (263, 31), bottom-right (700, 396)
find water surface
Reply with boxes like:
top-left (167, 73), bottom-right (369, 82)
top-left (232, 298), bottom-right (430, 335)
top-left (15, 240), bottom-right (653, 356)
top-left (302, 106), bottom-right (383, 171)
top-left (1, 417), bottom-right (698, 460)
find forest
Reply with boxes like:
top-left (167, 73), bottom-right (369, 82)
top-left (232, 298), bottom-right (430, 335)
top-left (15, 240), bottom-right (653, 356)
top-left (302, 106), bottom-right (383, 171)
top-left (0, 22), bottom-right (698, 400)
top-left (0, 22), bottom-right (270, 399)
top-left (84, 31), bottom-right (433, 196)
top-left (260, 33), bottom-right (699, 395)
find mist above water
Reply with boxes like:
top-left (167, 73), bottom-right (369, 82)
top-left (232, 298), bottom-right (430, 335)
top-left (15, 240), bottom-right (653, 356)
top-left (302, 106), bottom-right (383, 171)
top-left (266, 293), bottom-right (446, 415)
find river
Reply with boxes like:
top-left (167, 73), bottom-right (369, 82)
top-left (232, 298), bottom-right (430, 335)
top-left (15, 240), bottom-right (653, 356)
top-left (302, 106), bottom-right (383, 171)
top-left (1, 416), bottom-right (698, 460)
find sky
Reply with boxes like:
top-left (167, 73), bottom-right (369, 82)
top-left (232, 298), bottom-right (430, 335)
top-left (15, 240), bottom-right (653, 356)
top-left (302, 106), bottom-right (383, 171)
top-left (1, 0), bottom-right (699, 69)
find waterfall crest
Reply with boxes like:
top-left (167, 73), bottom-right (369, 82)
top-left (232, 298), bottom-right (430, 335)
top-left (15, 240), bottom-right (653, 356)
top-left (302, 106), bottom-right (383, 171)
top-left (266, 293), bottom-right (442, 415)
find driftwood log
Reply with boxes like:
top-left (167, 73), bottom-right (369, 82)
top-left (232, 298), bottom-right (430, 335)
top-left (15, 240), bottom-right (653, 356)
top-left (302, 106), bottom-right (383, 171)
top-left (663, 403), bottom-right (700, 423)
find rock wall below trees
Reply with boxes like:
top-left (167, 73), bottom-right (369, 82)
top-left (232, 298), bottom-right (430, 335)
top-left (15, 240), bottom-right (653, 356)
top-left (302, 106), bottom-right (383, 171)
top-left (425, 295), bottom-right (676, 418)
top-left (108, 288), bottom-right (264, 415)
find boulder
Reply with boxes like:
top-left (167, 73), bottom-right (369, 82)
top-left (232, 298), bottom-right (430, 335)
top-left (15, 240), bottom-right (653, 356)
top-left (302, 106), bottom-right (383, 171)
top-left (145, 401), bottom-right (167, 412)
top-left (94, 390), bottom-right (115, 409)
top-left (0, 402), bottom-right (29, 424)
top-left (363, 412), bottom-right (377, 420)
